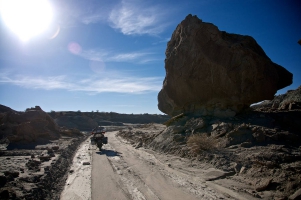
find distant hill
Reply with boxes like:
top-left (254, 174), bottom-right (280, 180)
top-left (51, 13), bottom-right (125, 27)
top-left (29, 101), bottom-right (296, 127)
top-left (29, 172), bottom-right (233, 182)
top-left (49, 111), bottom-right (170, 131)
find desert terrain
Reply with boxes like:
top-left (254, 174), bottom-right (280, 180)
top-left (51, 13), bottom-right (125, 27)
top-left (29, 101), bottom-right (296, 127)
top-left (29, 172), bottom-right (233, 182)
top-left (1, 14), bottom-right (301, 200)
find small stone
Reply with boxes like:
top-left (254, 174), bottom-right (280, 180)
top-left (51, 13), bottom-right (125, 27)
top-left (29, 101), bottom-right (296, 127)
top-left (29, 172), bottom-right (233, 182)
top-left (83, 162), bottom-right (90, 165)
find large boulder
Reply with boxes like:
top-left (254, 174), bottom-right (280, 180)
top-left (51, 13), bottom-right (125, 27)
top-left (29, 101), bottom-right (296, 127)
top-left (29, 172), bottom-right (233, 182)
top-left (158, 14), bottom-right (293, 117)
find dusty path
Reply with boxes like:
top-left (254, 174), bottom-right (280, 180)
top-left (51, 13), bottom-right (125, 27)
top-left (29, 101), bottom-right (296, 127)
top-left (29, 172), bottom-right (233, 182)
top-left (91, 131), bottom-right (255, 200)
top-left (61, 138), bottom-right (92, 200)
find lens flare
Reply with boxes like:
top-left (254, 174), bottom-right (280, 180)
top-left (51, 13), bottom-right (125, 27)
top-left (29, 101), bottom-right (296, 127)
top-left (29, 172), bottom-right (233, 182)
top-left (68, 42), bottom-right (82, 55)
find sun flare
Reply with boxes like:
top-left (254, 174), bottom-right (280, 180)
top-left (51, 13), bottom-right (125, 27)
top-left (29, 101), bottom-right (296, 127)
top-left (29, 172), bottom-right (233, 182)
top-left (0, 0), bottom-right (53, 42)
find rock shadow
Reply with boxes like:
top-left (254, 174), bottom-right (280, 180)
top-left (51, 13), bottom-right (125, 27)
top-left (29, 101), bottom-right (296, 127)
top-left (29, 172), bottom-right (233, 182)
top-left (6, 140), bottom-right (51, 150)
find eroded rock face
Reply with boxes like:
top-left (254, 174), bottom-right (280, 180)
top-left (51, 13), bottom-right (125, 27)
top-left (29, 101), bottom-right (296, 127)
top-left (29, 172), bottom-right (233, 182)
top-left (0, 105), bottom-right (60, 145)
top-left (158, 14), bottom-right (293, 117)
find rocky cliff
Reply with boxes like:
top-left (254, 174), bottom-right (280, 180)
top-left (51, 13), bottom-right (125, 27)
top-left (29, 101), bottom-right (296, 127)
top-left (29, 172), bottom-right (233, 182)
top-left (0, 105), bottom-right (60, 147)
top-left (158, 14), bottom-right (293, 117)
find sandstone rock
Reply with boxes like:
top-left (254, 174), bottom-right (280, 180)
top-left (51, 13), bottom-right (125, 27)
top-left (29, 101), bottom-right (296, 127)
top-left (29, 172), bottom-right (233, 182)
top-left (158, 14), bottom-right (292, 117)
top-left (254, 178), bottom-right (272, 192)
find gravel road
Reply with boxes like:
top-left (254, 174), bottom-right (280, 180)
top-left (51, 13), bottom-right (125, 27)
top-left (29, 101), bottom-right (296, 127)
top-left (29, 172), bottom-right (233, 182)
top-left (61, 131), bottom-right (256, 200)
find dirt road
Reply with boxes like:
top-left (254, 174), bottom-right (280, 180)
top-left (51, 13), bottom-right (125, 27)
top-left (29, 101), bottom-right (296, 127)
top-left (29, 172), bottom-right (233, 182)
top-left (91, 131), bottom-right (254, 200)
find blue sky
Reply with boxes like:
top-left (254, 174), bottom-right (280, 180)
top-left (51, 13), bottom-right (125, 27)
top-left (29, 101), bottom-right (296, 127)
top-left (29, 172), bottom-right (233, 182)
top-left (0, 0), bottom-right (300, 114)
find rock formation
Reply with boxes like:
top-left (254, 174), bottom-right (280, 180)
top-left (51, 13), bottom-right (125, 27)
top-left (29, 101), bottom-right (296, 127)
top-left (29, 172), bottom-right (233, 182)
top-left (158, 14), bottom-right (293, 117)
top-left (0, 105), bottom-right (60, 145)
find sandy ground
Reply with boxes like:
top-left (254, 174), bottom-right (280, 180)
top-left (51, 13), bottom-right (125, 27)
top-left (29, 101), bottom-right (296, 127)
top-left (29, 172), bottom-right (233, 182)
top-left (61, 131), bottom-right (258, 200)
top-left (60, 138), bottom-right (92, 200)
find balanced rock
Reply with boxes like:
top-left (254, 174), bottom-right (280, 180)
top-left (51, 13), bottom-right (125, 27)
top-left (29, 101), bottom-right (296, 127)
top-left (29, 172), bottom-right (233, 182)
top-left (158, 14), bottom-right (292, 117)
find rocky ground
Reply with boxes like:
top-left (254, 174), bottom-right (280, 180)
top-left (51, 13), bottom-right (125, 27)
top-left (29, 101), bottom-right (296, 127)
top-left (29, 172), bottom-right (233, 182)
top-left (117, 114), bottom-right (301, 200)
top-left (0, 134), bottom-right (88, 200)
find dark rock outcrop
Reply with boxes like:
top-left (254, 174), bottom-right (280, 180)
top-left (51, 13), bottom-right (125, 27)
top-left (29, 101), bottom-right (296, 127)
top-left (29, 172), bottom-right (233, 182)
top-left (0, 105), bottom-right (60, 145)
top-left (158, 14), bottom-right (293, 117)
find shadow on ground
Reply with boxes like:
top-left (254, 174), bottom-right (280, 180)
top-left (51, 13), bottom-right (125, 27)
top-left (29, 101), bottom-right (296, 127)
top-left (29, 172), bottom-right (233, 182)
top-left (6, 140), bottom-right (52, 150)
top-left (96, 149), bottom-right (122, 157)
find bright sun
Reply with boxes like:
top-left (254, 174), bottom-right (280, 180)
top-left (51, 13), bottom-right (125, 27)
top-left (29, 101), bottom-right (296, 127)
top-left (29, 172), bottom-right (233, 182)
top-left (0, 0), bottom-right (53, 42)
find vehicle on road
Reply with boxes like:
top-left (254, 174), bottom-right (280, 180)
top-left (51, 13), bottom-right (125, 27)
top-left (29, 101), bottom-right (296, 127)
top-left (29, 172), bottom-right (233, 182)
top-left (91, 126), bottom-right (108, 150)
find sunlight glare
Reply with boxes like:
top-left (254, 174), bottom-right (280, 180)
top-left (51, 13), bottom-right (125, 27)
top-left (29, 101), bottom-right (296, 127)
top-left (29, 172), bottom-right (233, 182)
top-left (0, 0), bottom-right (53, 42)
